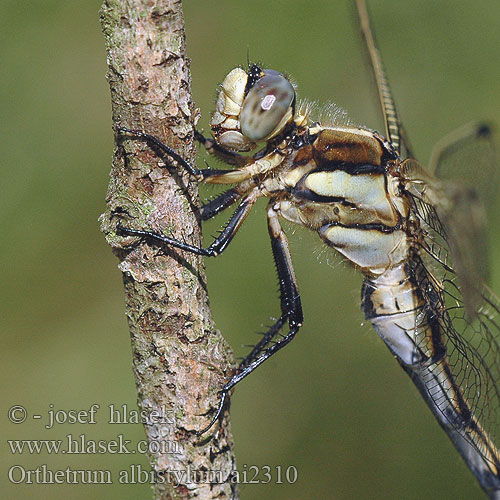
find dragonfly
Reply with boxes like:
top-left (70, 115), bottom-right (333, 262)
top-left (117, 0), bottom-right (500, 496)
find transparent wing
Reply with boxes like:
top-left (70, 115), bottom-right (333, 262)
top-left (398, 150), bottom-right (500, 470)
top-left (428, 122), bottom-right (498, 296)
top-left (355, 0), bottom-right (403, 156)
top-left (400, 150), bottom-right (491, 317)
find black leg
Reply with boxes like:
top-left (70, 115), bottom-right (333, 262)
top-left (195, 130), bottom-right (251, 167)
top-left (118, 192), bottom-right (257, 257)
top-left (118, 127), bottom-right (242, 181)
top-left (199, 188), bottom-right (241, 221)
top-left (267, 206), bottom-right (303, 328)
top-left (118, 127), bottom-right (202, 177)
top-left (197, 205), bottom-right (303, 435)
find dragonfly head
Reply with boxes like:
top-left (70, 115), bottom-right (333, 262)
top-left (210, 65), bottom-right (296, 151)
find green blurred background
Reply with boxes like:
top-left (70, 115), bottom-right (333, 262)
top-left (2, 1), bottom-right (499, 499)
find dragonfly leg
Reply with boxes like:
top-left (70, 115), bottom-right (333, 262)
top-left (198, 188), bottom-right (242, 221)
top-left (118, 127), bottom-right (243, 182)
top-left (117, 191), bottom-right (257, 257)
top-left (118, 127), bottom-right (202, 176)
top-left (195, 130), bottom-right (251, 167)
top-left (197, 205), bottom-right (303, 435)
top-left (237, 205), bottom-right (303, 367)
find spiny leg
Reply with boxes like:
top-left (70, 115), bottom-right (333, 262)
top-left (195, 130), bottom-right (251, 167)
top-left (239, 206), bottom-right (303, 369)
top-left (120, 127), bottom-right (280, 185)
top-left (239, 316), bottom-right (288, 371)
top-left (119, 129), bottom-right (250, 223)
top-left (118, 127), bottom-right (243, 182)
top-left (199, 188), bottom-right (242, 221)
top-left (198, 205), bottom-right (303, 435)
top-left (118, 191), bottom-right (257, 257)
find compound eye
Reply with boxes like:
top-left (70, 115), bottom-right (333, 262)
top-left (240, 70), bottom-right (294, 142)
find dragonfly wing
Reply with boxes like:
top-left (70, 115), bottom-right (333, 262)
top-left (399, 158), bottom-right (488, 318)
top-left (395, 157), bottom-right (500, 494)
top-left (427, 122), bottom-right (498, 306)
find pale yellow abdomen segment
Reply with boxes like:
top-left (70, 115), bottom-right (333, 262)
top-left (319, 225), bottom-right (408, 273)
top-left (362, 264), bottom-right (426, 365)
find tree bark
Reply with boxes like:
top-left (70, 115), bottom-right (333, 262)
top-left (99, 1), bottom-right (238, 498)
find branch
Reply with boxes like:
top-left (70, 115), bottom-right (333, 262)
top-left (99, 1), bottom-right (238, 498)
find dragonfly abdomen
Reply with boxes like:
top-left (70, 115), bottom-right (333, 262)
top-left (362, 265), bottom-right (500, 497)
top-left (362, 263), bottom-right (430, 365)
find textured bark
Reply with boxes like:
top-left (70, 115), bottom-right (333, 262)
top-left (99, 1), bottom-right (238, 498)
